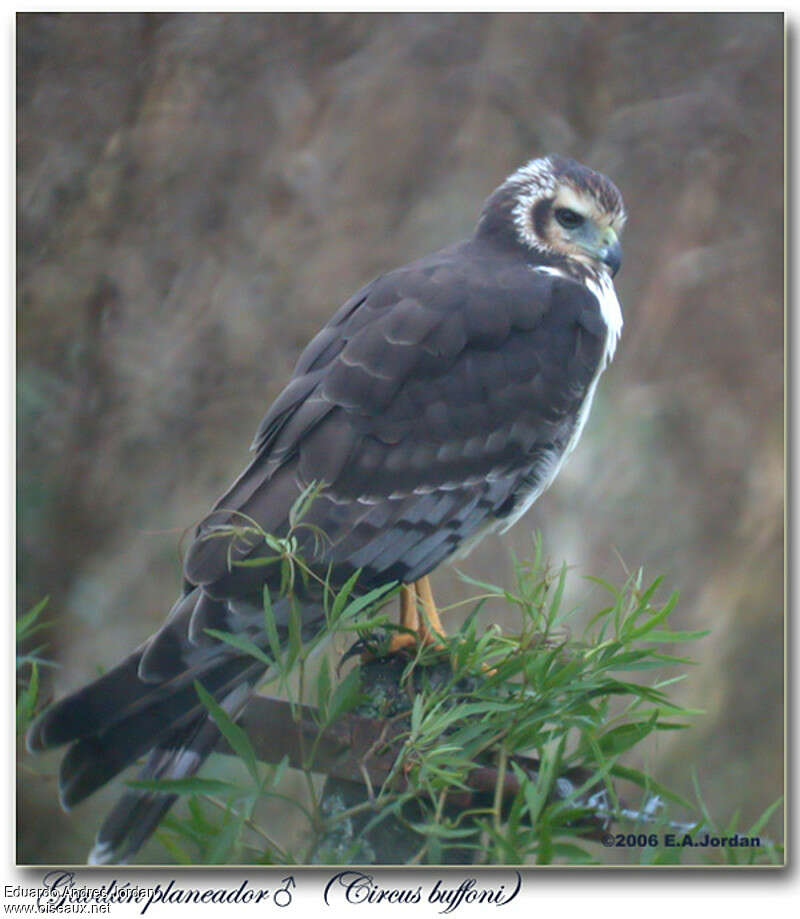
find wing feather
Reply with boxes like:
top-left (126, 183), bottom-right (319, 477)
top-left (184, 242), bottom-right (607, 597)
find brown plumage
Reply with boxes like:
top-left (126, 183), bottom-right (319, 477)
top-left (27, 155), bottom-right (625, 863)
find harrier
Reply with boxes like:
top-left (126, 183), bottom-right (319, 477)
top-left (28, 155), bottom-right (626, 863)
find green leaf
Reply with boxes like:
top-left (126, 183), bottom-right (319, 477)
top-left (156, 832), bottom-right (194, 865)
top-left (194, 681), bottom-right (260, 786)
top-left (206, 810), bottom-right (245, 864)
top-left (232, 556), bottom-right (280, 568)
top-left (455, 569), bottom-right (509, 596)
top-left (583, 575), bottom-right (622, 601)
top-left (270, 755), bottom-right (290, 789)
top-left (285, 598), bottom-right (303, 670)
top-left (610, 764), bottom-right (694, 810)
top-left (316, 656), bottom-right (332, 712)
top-left (550, 842), bottom-right (594, 862)
top-left (548, 563), bottom-right (568, 622)
top-left (17, 596), bottom-right (49, 640)
top-left (328, 569), bottom-right (363, 625)
top-left (406, 820), bottom-right (479, 839)
top-left (596, 715), bottom-right (658, 756)
top-left (204, 629), bottom-right (273, 668)
top-left (16, 661), bottom-right (39, 732)
top-left (288, 480), bottom-right (324, 527)
top-left (263, 587), bottom-right (283, 664)
top-left (410, 693), bottom-right (424, 738)
top-left (337, 582), bottom-right (398, 625)
top-left (127, 777), bottom-right (245, 797)
top-left (633, 575), bottom-right (664, 611)
top-left (746, 796), bottom-right (783, 837)
top-left (188, 796), bottom-right (217, 835)
top-left (326, 667), bottom-right (363, 725)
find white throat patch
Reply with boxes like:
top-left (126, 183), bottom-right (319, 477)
top-left (586, 271), bottom-right (623, 366)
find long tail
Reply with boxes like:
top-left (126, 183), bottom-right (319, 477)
top-left (26, 587), bottom-right (283, 865)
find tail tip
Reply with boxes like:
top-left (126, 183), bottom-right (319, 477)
top-left (25, 714), bottom-right (46, 754)
top-left (88, 839), bottom-right (118, 866)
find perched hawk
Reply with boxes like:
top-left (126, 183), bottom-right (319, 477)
top-left (28, 155), bottom-right (626, 863)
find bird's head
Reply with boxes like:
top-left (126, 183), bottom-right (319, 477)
top-left (477, 155), bottom-right (626, 279)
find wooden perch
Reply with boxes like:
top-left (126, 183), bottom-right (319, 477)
top-left (218, 692), bottom-right (610, 839)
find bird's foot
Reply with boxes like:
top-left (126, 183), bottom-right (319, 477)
top-left (381, 628), bottom-right (445, 657)
top-left (357, 577), bottom-right (446, 662)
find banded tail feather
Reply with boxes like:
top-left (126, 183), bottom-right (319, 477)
top-left (26, 587), bottom-right (290, 864)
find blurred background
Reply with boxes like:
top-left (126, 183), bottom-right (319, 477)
top-left (17, 12), bottom-right (783, 864)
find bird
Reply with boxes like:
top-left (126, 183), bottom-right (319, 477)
top-left (27, 154), bottom-right (626, 864)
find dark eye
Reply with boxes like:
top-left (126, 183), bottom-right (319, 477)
top-left (555, 208), bottom-right (585, 230)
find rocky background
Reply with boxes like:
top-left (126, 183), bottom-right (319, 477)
top-left (18, 12), bottom-right (783, 863)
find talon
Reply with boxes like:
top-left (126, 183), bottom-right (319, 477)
top-left (383, 631), bottom-right (423, 656)
top-left (359, 577), bottom-right (447, 662)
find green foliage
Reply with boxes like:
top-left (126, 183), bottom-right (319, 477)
top-left (126, 530), bottom-right (781, 866)
top-left (17, 597), bottom-right (51, 735)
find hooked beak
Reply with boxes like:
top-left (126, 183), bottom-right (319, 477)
top-left (600, 228), bottom-right (622, 277)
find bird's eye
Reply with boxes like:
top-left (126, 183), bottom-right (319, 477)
top-left (554, 208), bottom-right (585, 230)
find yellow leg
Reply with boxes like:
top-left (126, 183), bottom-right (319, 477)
top-left (400, 583), bottom-right (418, 632)
top-left (377, 578), bottom-right (446, 656)
top-left (415, 576), bottom-right (446, 646)
top-left (362, 576), bottom-right (489, 672)
top-left (381, 584), bottom-right (421, 654)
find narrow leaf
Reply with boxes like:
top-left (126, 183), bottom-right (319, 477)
top-left (194, 681), bottom-right (260, 786)
top-left (204, 629), bottom-right (273, 668)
